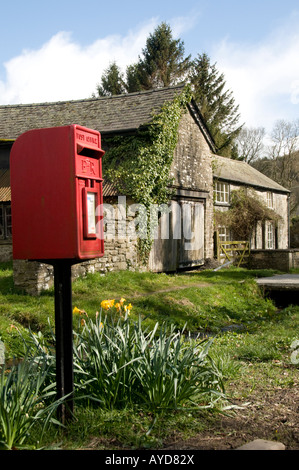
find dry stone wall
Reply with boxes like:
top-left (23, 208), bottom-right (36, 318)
top-left (249, 249), bottom-right (299, 271)
top-left (0, 242), bottom-right (12, 262)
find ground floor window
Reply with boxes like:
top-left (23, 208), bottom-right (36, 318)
top-left (0, 203), bottom-right (12, 240)
top-left (218, 226), bottom-right (231, 242)
top-left (266, 221), bottom-right (275, 249)
top-left (214, 226), bottom-right (231, 259)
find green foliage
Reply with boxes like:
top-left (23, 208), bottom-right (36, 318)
top-left (1, 263), bottom-right (298, 449)
top-left (96, 62), bottom-right (126, 97)
top-left (189, 52), bottom-right (242, 157)
top-left (126, 22), bottom-right (191, 92)
top-left (129, 278), bottom-right (276, 334)
top-left (215, 188), bottom-right (281, 240)
top-left (94, 23), bottom-right (242, 157)
top-left (103, 85), bottom-right (192, 262)
top-left (104, 85), bottom-right (191, 204)
top-left (95, 23), bottom-right (191, 96)
top-left (0, 264), bottom-right (281, 358)
top-left (0, 319), bottom-right (32, 360)
top-left (73, 314), bottom-right (226, 413)
top-left (0, 355), bottom-right (61, 450)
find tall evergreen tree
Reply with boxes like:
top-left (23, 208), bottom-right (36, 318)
top-left (126, 22), bottom-right (191, 92)
top-left (125, 63), bottom-right (142, 94)
top-left (189, 53), bottom-right (242, 157)
top-left (94, 28), bottom-right (242, 159)
top-left (96, 62), bottom-right (126, 97)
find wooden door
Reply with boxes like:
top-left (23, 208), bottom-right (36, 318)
top-left (148, 199), bottom-right (205, 272)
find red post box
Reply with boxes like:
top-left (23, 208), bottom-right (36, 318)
top-left (10, 124), bottom-right (105, 261)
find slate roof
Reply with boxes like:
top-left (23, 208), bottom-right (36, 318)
top-left (1, 85), bottom-right (286, 199)
top-left (0, 85), bottom-right (214, 143)
top-left (213, 155), bottom-right (290, 193)
top-left (0, 85), bottom-right (217, 202)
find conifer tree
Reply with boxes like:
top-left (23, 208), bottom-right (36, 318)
top-left (189, 53), bottom-right (242, 157)
top-left (94, 28), bottom-right (242, 159)
top-left (96, 62), bottom-right (126, 97)
top-left (126, 22), bottom-right (191, 92)
top-left (125, 63), bottom-right (142, 93)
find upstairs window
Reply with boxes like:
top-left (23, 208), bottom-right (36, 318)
top-left (214, 182), bottom-right (229, 204)
top-left (267, 192), bottom-right (274, 209)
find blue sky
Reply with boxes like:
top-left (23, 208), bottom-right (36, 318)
top-left (1, 0), bottom-right (299, 133)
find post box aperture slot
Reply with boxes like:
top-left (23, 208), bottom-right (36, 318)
top-left (83, 187), bottom-right (98, 239)
top-left (77, 144), bottom-right (102, 159)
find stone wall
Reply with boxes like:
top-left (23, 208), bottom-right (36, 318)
top-left (170, 110), bottom-right (214, 259)
top-left (13, 260), bottom-right (54, 295)
top-left (249, 249), bottom-right (299, 271)
top-left (0, 242), bottom-right (12, 262)
top-left (13, 197), bottom-right (139, 295)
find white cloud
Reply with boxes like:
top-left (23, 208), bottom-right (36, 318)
top-left (0, 19), bottom-right (159, 105)
top-left (211, 17), bottom-right (299, 132)
top-left (170, 10), bottom-right (201, 39)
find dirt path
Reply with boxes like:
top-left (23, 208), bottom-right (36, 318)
top-left (81, 378), bottom-right (299, 451)
top-left (162, 383), bottom-right (299, 450)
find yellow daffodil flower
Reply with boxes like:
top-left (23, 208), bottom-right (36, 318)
top-left (73, 306), bottom-right (81, 314)
top-left (73, 306), bottom-right (87, 316)
top-left (101, 299), bottom-right (115, 310)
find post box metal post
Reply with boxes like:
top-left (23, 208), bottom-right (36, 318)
top-left (53, 259), bottom-right (74, 422)
top-left (10, 125), bottom-right (105, 423)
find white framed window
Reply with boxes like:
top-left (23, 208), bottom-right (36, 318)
top-left (266, 222), bottom-right (274, 249)
top-left (267, 192), bottom-right (273, 209)
top-left (218, 226), bottom-right (231, 242)
top-left (214, 182), bottom-right (229, 204)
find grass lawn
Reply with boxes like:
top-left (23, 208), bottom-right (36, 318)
top-left (0, 262), bottom-right (282, 356)
top-left (0, 261), bottom-right (298, 450)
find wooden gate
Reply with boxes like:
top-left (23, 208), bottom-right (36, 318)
top-left (215, 232), bottom-right (250, 267)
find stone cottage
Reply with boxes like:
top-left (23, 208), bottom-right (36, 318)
top-left (213, 155), bottom-right (297, 270)
top-left (0, 85), bottom-right (293, 293)
top-left (213, 154), bottom-right (290, 249)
